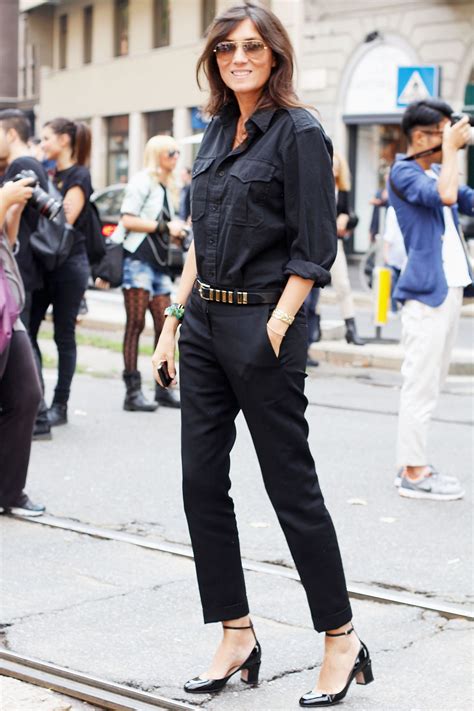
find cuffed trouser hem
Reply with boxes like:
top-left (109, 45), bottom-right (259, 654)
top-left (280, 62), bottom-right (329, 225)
top-left (203, 601), bottom-right (249, 624)
top-left (313, 604), bottom-right (353, 633)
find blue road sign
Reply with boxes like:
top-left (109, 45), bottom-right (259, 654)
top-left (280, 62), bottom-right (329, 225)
top-left (397, 66), bottom-right (440, 107)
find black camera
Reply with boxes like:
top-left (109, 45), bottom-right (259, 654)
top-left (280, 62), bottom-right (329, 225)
top-left (12, 169), bottom-right (62, 221)
top-left (451, 112), bottom-right (474, 127)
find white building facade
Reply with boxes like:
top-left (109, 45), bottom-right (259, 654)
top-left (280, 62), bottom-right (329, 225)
top-left (18, 0), bottom-right (473, 251)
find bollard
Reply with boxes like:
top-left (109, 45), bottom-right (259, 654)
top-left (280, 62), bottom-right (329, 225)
top-left (373, 266), bottom-right (391, 333)
top-left (364, 266), bottom-right (398, 343)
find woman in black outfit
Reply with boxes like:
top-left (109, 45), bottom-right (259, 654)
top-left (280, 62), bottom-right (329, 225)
top-left (30, 118), bottom-right (92, 426)
top-left (152, 3), bottom-right (373, 707)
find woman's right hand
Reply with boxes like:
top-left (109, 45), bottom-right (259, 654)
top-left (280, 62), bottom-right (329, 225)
top-left (167, 219), bottom-right (187, 238)
top-left (152, 320), bottom-right (179, 387)
top-left (94, 277), bottom-right (110, 290)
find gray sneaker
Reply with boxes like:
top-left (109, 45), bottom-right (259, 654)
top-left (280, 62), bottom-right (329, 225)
top-left (394, 466), bottom-right (457, 488)
top-left (399, 473), bottom-right (464, 501)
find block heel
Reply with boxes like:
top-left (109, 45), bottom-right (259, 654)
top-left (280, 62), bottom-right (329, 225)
top-left (356, 660), bottom-right (374, 685)
top-left (241, 661), bottom-right (261, 685)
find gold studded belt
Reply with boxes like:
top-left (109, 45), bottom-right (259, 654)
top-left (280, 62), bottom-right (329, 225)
top-left (195, 279), bottom-right (281, 305)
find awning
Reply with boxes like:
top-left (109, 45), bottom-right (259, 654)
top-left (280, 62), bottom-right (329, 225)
top-left (20, 1), bottom-right (57, 12)
top-left (343, 113), bottom-right (403, 126)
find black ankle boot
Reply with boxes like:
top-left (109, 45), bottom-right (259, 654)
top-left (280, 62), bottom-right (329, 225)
top-left (155, 384), bottom-right (181, 408)
top-left (47, 403), bottom-right (68, 427)
top-left (123, 371), bottom-right (158, 412)
top-left (344, 318), bottom-right (365, 346)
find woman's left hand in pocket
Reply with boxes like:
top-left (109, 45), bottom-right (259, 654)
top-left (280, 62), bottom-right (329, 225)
top-left (266, 317), bottom-right (287, 357)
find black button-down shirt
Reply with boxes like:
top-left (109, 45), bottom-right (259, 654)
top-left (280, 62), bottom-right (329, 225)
top-left (191, 103), bottom-right (337, 290)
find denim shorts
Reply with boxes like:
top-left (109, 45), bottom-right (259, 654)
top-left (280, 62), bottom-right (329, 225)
top-left (122, 257), bottom-right (173, 296)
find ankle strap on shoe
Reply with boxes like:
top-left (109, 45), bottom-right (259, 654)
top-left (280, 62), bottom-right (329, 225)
top-left (326, 626), bottom-right (354, 637)
top-left (223, 622), bottom-right (256, 640)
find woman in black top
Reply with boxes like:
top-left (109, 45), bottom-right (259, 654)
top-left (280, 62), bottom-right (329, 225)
top-left (152, 4), bottom-right (373, 707)
top-left (29, 118), bottom-right (92, 426)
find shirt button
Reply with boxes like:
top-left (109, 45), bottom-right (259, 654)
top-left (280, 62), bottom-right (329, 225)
top-left (211, 205), bottom-right (217, 211)
top-left (209, 238), bottom-right (215, 244)
top-left (218, 170), bottom-right (225, 177)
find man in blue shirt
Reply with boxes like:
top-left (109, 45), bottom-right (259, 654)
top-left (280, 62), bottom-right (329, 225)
top-left (389, 99), bottom-right (473, 501)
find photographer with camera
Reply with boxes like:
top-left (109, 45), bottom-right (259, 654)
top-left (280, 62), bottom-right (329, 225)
top-left (0, 178), bottom-right (45, 516)
top-left (389, 99), bottom-right (473, 501)
top-left (0, 109), bottom-right (53, 439)
top-left (100, 134), bottom-right (188, 411)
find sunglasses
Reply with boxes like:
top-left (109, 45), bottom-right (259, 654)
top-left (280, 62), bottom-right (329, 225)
top-left (167, 149), bottom-right (180, 158)
top-left (214, 40), bottom-right (268, 58)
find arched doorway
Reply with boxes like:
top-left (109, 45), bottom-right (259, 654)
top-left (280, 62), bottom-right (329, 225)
top-left (339, 40), bottom-right (416, 252)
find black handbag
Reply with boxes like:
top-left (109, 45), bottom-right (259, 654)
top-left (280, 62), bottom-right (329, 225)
top-left (146, 213), bottom-right (185, 276)
top-left (29, 179), bottom-right (75, 271)
top-left (92, 240), bottom-right (124, 288)
top-left (30, 210), bottom-right (75, 271)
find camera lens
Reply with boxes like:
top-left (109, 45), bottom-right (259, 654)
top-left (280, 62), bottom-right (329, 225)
top-left (31, 187), bottom-right (62, 220)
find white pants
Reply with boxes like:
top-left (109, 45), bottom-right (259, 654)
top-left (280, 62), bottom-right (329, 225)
top-left (397, 287), bottom-right (463, 466)
top-left (317, 240), bottom-right (354, 320)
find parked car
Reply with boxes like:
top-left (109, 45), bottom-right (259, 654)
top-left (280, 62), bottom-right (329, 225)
top-left (91, 183), bottom-right (125, 237)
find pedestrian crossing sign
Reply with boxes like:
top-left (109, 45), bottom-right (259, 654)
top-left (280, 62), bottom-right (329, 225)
top-left (397, 66), bottom-right (440, 107)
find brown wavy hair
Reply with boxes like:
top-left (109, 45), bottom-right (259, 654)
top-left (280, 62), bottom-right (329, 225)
top-left (197, 2), bottom-right (308, 116)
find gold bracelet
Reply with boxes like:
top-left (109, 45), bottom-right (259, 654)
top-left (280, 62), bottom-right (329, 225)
top-left (272, 308), bottom-right (294, 325)
top-left (267, 323), bottom-right (285, 338)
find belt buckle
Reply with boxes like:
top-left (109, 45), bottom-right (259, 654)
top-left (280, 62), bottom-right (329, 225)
top-left (198, 281), bottom-right (212, 301)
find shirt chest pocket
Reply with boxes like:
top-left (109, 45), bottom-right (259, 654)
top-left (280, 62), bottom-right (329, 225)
top-left (228, 160), bottom-right (276, 227)
top-left (191, 157), bottom-right (214, 221)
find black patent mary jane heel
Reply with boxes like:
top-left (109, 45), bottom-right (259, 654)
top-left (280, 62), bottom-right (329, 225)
top-left (184, 622), bottom-right (262, 694)
top-left (299, 626), bottom-right (373, 707)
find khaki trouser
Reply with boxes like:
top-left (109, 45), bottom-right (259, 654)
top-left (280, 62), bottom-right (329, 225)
top-left (397, 287), bottom-right (463, 467)
top-left (317, 240), bottom-right (354, 320)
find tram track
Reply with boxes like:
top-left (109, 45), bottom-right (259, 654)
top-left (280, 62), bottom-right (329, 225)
top-left (0, 650), bottom-right (197, 710)
top-left (15, 513), bottom-right (473, 621)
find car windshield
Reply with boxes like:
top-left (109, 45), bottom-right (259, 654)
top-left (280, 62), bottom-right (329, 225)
top-left (93, 187), bottom-right (125, 219)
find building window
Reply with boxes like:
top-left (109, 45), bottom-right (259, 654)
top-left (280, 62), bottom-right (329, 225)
top-left (83, 6), bottom-right (93, 64)
top-left (146, 110), bottom-right (173, 139)
top-left (114, 0), bottom-right (129, 57)
top-left (201, 0), bottom-right (215, 36)
top-left (107, 115), bottom-right (129, 184)
top-left (153, 0), bottom-right (170, 48)
top-left (59, 14), bottom-right (68, 69)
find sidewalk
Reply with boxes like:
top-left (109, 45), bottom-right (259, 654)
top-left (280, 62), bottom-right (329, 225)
top-left (72, 289), bottom-right (474, 376)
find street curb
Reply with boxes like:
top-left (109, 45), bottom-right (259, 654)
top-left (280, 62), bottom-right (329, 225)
top-left (309, 341), bottom-right (474, 375)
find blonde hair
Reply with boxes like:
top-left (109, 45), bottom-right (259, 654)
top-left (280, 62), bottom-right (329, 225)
top-left (143, 134), bottom-right (179, 205)
top-left (333, 150), bottom-right (351, 192)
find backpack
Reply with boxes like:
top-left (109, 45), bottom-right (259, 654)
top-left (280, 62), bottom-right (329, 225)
top-left (83, 198), bottom-right (107, 265)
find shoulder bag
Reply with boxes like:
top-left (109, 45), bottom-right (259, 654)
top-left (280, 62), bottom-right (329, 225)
top-left (29, 180), bottom-right (75, 271)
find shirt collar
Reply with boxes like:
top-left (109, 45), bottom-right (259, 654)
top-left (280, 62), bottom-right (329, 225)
top-left (218, 103), bottom-right (277, 133)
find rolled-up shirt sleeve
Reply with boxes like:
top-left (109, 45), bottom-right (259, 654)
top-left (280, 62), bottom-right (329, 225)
top-left (282, 125), bottom-right (337, 286)
top-left (391, 161), bottom-right (443, 208)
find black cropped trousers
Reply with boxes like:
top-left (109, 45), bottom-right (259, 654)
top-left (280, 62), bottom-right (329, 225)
top-left (179, 292), bottom-right (352, 632)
